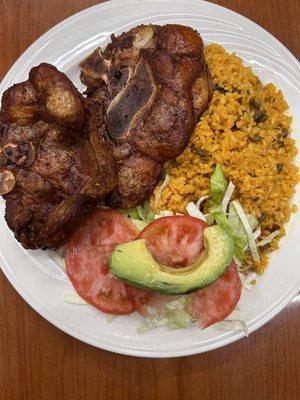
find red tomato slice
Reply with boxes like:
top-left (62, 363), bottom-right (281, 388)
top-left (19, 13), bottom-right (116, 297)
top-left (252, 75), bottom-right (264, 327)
top-left (125, 286), bottom-right (153, 317)
top-left (137, 216), bottom-right (207, 267)
top-left (188, 262), bottom-right (242, 329)
top-left (65, 209), bottom-right (140, 315)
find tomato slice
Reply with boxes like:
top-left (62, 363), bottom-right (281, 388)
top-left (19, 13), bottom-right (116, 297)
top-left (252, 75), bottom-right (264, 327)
top-left (66, 211), bottom-right (240, 325)
top-left (188, 262), bottom-right (242, 329)
top-left (125, 286), bottom-right (153, 317)
top-left (137, 216), bottom-right (207, 267)
top-left (65, 209), bottom-right (139, 315)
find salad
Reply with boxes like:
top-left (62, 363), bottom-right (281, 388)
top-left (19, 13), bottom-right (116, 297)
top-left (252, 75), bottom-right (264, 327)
top-left (61, 165), bottom-right (278, 333)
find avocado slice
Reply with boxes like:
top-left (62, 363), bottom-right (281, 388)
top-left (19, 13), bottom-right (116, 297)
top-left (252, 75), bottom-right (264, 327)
top-left (109, 225), bottom-right (234, 295)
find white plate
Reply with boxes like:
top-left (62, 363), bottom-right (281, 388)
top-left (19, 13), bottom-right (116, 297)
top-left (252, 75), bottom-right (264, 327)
top-left (0, 0), bottom-right (300, 358)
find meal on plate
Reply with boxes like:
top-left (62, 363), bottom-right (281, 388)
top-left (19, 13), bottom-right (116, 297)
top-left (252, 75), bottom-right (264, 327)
top-left (0, 24), bottom-right (298, 332)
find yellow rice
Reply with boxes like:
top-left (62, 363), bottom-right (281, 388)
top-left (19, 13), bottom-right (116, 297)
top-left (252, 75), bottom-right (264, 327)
top-left (151, 44), bottom-right (299, 274)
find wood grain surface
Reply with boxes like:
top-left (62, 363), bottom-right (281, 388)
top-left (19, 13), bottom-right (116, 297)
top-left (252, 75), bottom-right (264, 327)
top-left (0, 1), bottom-right (299, 399)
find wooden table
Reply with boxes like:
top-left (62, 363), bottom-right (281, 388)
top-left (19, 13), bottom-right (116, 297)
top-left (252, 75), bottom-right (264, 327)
top-left (0, 1), bottom-right (299, 399)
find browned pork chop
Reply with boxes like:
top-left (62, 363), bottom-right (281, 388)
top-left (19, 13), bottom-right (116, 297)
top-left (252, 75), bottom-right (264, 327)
top-left (80, 24), bottom-right (213, 208)
top-left (0, 63), bottom-right (117, 249)
top-left (0, 24), bottom-right (212, 250)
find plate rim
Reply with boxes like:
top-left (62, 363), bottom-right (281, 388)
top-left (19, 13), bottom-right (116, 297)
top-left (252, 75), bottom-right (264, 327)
top-left (0, 0), bottom-right (300, 358)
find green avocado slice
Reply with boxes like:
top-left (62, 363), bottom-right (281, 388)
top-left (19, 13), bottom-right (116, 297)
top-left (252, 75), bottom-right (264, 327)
top-left (109, 225), bottom-right (234, 295)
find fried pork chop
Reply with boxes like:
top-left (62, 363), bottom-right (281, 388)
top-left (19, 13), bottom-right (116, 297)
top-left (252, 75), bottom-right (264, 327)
top-left (0, 63), bottom-right (117, 249)
top-left (80, 24), bottom-right (213, 208)
top-left (0, 24), bottom-right (212, 250)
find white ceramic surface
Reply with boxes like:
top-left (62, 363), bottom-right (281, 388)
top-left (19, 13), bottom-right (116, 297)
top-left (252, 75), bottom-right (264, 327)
top-left (0, 0), bottom-right (299, 358)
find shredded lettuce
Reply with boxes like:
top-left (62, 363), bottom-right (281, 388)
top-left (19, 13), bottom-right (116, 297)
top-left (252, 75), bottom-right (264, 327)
top-left (257, 230), bottom-right (280, 247)
top-left (154, 210), bottom-right (174, 219)
top-left (207, 165), bottom-right (260, 264)
top-left (208, 165), bottom-right (245, 262)
top-left (247, 214), bottom-right (258, 231)
top-left (253, 227), bottom-right (262, 241)
top-left (208, 168), bottom-right (242, 257)
top-left (136, 205), bottom-right (148, 221)
top-left (120, 201), bottom-right (155, 230)
top-left (137, 323), bottom-right (153, 334)
top-left (228, 202), bottom-right (259, 262)
top-left (136, 201), bottom-right (155, 222)
top-left (164, 299), bottom-right (194, 329)
top-left (227, 204), bottom-right (256, 262)
top-left (210, 163), bottom-right (228, 205)
top-left (232, 201), bottom-right (260, 263)
top-left (164, 298), bottom-right (188, 311)
top-left (196, 195), bottom-right (209, 209)
top-left (186, 202), bottom-right (207, 222)
top-left (129, 208), bottom-right (140, 219)
top-left (137, 297), bottom-right (193, 333)
top-left (208, 203), bottom-right (223, 215)
top-left (214, 309), bottom-right (248, 335)
top-left (233, 237), bottom-right (249, 263)
top-left (228, 203), bottom-right (244, 237)
top-left (205, 214), bottom-right (215, 225)
top-left (120, 201), bottom-right (155, 222)
top-left (130, 219), bottom-right (148, 232)
top-left (228, 204), bottom-right (258, 240)
top-left (63, 294), bottom-right (87, 305)
top-left (137, 316), bottom-right (175, 333)
top-left (167, 310), bottom-right (193, 329)
top-left (154, 174), bottom-right (170, 208)
top-left (214, 211), bottom-right (233, 233)
top-left (137, 294), bottom-right (245, 333)
top-left (213, 211), bottom-right (246, 262)
top-left (237, 262), bottom-right (253, 272)
top-left (221, 181), bottom-right (235, 213)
